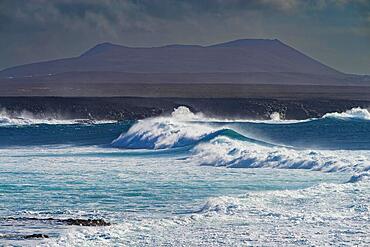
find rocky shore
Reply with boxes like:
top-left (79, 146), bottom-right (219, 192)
top-left (0, 97), bottom-right (369, 120)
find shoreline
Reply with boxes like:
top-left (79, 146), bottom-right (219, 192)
top-left (1, 83), bottom-right (370, 100)
top-left (0, 96), bottom-right (369, 120)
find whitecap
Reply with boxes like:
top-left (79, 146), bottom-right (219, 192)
top-left (189, 136), bottom-right (370, 173)
top-left (323, 107), bottom-right (370, 120)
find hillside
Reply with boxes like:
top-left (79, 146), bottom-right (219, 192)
top-left (0, 39), bottom-right (369, 97)
top-left (0, 39), bottom-right (341, 78)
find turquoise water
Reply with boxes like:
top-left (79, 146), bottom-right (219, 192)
top-left (0, 107), bottom-right (369, 246)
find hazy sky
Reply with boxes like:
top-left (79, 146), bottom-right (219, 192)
top-left (1, 0), bottom-right (369, 74)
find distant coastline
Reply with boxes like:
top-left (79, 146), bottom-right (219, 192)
top-left (1, 96), bottom-right (369, 121)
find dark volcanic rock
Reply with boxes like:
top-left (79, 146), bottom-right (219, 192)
top-left (0, 233), bottom-right (50, 240)
top-left (4, 217), bottom-right (111, 226)
top-left (0, 97), bottom-right (369, 121)
top-left (61, 218), bottom-right (111, 226)
top-left (23, 234), bottom-right (49, 239)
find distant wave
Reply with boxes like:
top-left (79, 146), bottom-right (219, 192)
top-left (203, 107), bottom-right (370, 124)
top-left (213, 107), bottom-right (370, 123)
top-left (323, 107), bottom-right (370, 120)
top-left (0, 109), bottom-right (116, 126)
top-left (2, 105), bottom-right (369, 127)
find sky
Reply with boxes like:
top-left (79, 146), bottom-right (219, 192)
top-left (0, 0), bottom-right (369, 74)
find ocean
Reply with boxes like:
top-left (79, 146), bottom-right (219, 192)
top-left (0, 106), bottom-right (369, 246)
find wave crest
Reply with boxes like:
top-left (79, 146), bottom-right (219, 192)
top-left (189, 136), bottom-right (370, 173)
top-left (111, 106), bottom-right (370, 174)
top-left (197, 196), bottom-right (242, 215)
top-left (347, 171), bottom-right (370, 183)
top-left (323, 107), bottom-right (370, 120)
top-left (111, 107), bottom-right (214, 149)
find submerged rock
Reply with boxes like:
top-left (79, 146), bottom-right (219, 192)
top-left (4, 217), bottom-right (111, 226)
top-left (0, 233), bottom-right (50, 239)
top-left (61, 218), bottom-right (111, 226)
top-left (23, 234), bottom-right (49, 239)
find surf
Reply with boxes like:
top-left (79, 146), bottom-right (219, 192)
top-left (109, 106), bottom-right (370, 175)
top-left (1, 106), bottom-right (369, 246)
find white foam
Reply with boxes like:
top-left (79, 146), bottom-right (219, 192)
top-left (46, 180), bottom-right (370, 246)
top-left (189, 136), bottom-right (370, 173)
top-left (170, 106), bottom-right (203, 120)
top-left (0, 109), bottom-right (116, 126)
top-left (111, 106), bottom-right (306, 149)
top-left (197, 196), bottom-right (241, 215)
top-left (211, 107), bottom-right (370, 123)
top-left (111, 107), bottom-right (215, 149)
top-left (269, 111), bottom-right (282, 121)
top-left (323, 107), bottom-right (370, 120)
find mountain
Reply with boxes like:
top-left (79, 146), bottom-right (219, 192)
top-left (0, 39), bottom-right (342, 78)
top-left (1, 39), bottom-right (369, 97)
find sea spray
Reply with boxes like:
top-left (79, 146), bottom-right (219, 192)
top-left (111, 106), bottom-right (215, 149)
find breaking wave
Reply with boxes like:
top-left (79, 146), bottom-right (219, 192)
top-left (111, 108), bottom-right (215, 149)
top-left (111, 106), bottom-right (278, 149)
top-left (347, 171), bottom-right (370, 183)
top-left (111, 106), bottom-right (370, 174)
top-left (189, 136), bottom-right (370, 173)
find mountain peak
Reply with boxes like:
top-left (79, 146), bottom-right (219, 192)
top-left (209, 38), bottom-right (281, 48)
top-left (80, 42), bottom-right (126, 57)
top-left (160, 44), bottom-right (203, 48)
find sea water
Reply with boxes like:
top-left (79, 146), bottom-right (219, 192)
top-left (0, 107), bottom-right (369, 246)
